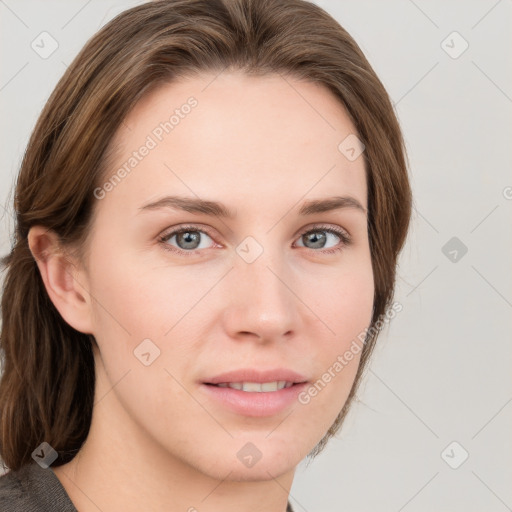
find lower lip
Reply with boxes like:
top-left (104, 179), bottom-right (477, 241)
top-left (200, 383), bottom-right (309, 417)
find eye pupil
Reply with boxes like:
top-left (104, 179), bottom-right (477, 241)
top-left (177, 231), bottom-right (200, 249)
top-left (304, 231), bottom-right (327, 249)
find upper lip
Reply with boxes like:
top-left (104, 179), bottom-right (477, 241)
top-left (203, 368), bottom-right (309, 385)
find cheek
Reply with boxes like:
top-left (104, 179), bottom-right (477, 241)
top-left (86, 245), bottom-right (199, 341)
top-left (298, 258), bottom-right (374, 408)
top-left (304, 255), bottom-right (375, 346)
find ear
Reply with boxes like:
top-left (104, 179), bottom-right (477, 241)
top-left (27, 225), bottom-right (94, 335)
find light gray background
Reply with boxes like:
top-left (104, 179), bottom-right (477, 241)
top-left (1, 1), bottom-right (511, 511)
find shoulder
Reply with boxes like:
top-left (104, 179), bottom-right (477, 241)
top-left (0, 463), bottom-right (35, 511)
top-left (0, 461), bottom-right (77, 511)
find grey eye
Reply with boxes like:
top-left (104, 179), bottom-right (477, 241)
top-left (164, 229), bottom-right (214, 251)
top-left (296, 230), bottom-right (340, 250)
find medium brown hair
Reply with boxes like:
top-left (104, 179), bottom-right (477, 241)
top-left (0, 0), bottom-right (412, 472)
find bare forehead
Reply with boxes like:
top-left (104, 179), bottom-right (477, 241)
top-left (99, 70), bottom-right (367, 214)
top-left (120, 70), bottom-right (354, 131)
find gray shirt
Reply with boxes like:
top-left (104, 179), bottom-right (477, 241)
top-left (0, 462), bottom-right (77, 511)
top-left (0, 461), bottom-right (295, 511)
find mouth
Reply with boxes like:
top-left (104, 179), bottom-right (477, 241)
top-left (202, 368), bottom-right (308, 388)
top-left (200, 380), bottom-right (309, 417)
top-left (204, 381), bottom-right (304, 392)
top-left (200, 368), bottom-right (309, 416)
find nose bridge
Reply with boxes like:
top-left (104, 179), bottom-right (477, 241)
top-left (224, 235), bottom-right (299, 339)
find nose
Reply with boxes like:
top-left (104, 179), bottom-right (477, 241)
top-left (221, 250), bottom-right (301, 343)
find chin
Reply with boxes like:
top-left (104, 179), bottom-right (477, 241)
top-left (193, 439), bottom-right (302, 482)
top-left (207, 459), bottom-right (296, 482)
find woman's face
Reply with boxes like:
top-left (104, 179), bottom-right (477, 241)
top-left (80, 71), bottom-right (374, 479)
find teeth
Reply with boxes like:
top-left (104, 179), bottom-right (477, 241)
top-left (215, 381), bottom-right (294, 392)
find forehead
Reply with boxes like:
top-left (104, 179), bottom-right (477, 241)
top-left (100, 71), bottom-right (367, 218)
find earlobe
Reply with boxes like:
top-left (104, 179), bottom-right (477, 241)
top-left (27, 225), bottom-right (94, 335)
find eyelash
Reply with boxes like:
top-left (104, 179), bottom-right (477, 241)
top-left (158, 223), bottom-right (352, 257)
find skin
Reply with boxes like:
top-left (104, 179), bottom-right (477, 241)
top-left (28, 71), bottom-right (374, 512)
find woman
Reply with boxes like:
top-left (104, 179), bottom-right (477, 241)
top-left (0, 0), bottom-right (411, 510)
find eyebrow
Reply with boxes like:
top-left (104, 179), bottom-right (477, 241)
top-left (138, 195), bottom-right (367, 217)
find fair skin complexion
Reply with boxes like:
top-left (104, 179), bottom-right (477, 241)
top-left (28, 71), bottom-right (374, 512)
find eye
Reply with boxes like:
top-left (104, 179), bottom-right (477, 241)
top-left (158, 225), bottom-right (216, 256)
top-left (294, 224), bottom-right (351, 254)
top-left (158, 223), bottom-right (352, 257)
